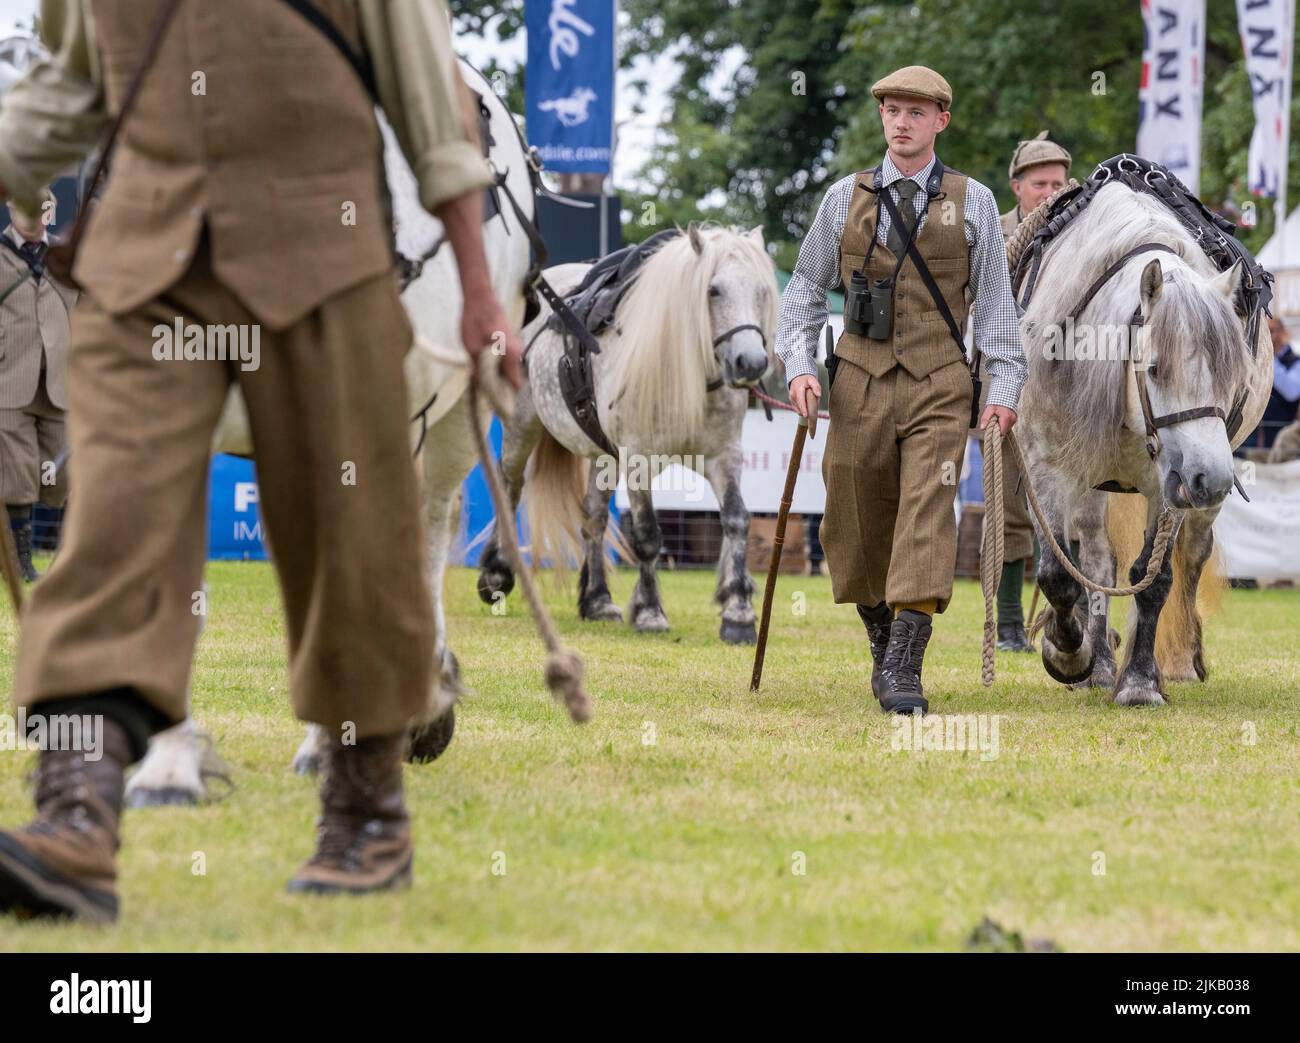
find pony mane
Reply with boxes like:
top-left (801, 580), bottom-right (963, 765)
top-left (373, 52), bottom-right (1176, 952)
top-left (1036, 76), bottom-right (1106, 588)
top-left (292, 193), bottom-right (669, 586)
top-left (1022, 182), bottom-right (1252, 475)
top-left (602, 224), bottom-right (777, 446)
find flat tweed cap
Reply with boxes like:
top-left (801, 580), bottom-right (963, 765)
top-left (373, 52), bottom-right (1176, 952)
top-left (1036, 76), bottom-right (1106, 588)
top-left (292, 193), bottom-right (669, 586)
top-left (871, 66), bottom-right (953, 110)
top-left (1009, 131), bottom-right (1072, 179)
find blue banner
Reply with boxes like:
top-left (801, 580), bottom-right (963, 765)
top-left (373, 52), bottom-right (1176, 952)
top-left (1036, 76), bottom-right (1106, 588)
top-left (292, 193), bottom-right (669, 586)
top-left (525, 0), bottom-right (615, 174)
top-left (208, 454), bottom-right (267, 561)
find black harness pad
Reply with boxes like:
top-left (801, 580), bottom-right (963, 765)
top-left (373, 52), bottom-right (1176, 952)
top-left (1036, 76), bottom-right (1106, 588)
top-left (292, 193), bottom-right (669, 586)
top-left (548, 228), bottom-right (683, 340)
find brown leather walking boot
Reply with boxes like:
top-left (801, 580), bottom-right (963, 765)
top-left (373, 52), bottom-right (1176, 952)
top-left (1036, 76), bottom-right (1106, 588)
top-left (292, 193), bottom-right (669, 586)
top-left (287, 730), bottom-right (412, 895)
top-left (0, 716), bottom-right (132, 924)
top-left (856, 602), bottom-right (893, 701)
top-left (878, 609), bottom-right (933, 716)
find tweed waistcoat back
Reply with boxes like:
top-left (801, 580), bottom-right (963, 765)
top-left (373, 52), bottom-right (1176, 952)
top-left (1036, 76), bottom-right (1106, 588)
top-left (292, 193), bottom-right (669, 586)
top-left (77, 0), bottom-right (392, 329)
top-left (0, 242), bottom-right (76, 409)
top-left (836, 166), bottom-right (970, 380)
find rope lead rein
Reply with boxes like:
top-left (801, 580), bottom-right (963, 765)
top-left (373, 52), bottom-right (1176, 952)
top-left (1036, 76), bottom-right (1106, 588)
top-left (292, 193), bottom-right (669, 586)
top-left (979, 423), bottom-right (1177, 687)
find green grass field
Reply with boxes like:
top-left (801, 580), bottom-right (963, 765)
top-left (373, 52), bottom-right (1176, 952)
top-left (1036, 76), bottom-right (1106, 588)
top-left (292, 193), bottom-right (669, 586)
top-left (1, 560), bottom-right (1297, 951)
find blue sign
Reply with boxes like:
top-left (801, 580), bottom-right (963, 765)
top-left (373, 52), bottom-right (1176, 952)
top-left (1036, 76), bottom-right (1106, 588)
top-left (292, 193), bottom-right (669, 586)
top-left (525, 0), bottom-right (615, 174)
top-left (208, 454), bottom-right (267, 561)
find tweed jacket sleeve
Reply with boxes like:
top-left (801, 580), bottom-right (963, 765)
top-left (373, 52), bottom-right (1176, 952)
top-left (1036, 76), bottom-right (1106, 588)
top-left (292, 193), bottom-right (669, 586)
top-left (0, 1), bottom-right (493, 218)
top-left (0, 1), bottom-right (106, 214)
top-left (359, 0), bottom-right (496, 213)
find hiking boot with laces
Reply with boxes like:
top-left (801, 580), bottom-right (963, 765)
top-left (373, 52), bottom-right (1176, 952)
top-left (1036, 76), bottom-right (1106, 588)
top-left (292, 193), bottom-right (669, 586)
top-left (856, 602), bottom-right (893, 701)
top-left (0, 716), bottom-right (133, 924)
top-left (287, 731), bottom-right (412, 895)
top-left (878, 609), bottom-right (933, 716)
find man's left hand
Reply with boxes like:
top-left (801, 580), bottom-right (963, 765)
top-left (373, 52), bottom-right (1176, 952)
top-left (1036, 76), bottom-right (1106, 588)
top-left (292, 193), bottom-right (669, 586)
top-left (979, 404), bottom-right (1017, 437)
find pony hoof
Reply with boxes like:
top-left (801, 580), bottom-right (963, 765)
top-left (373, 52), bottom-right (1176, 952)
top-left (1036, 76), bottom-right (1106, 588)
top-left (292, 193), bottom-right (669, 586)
top-left (476, 566), bottom-right (515, 605)
top-left (125, 786), bottom-right (200, 809)
top-left (1041, 631), bottom-right (1095, 686)
top-left (1113, 681), bottom-right (1168, 707)
top-left (1069, 656), bottom-right (1117, 690)
top-left (407, 707), bottom-right (455, 764)
top-left (1089, 660), bottom-right (1118, 689)
top-left (581, 598), bottom-right (624, 623)
top-left (720, 620), bottom-right (757, 645)
top-left (633, 608), bottom-right (670, 633)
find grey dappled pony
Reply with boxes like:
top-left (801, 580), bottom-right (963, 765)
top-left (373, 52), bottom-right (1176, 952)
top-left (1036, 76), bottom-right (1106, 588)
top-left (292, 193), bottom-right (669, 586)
top-left (1017, 182), bottom-right (1271, 706)
top-left (476, 224), bottom-right (777, 644)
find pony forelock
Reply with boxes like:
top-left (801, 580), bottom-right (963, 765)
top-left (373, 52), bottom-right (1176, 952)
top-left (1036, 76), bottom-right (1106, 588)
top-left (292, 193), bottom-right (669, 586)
top-left (603, 224), bottom-right (777, 446)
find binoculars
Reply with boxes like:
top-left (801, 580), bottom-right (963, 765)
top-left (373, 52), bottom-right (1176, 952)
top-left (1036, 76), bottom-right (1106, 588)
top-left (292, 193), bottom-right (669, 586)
top-left (843, 270), bottom-right (894, 341)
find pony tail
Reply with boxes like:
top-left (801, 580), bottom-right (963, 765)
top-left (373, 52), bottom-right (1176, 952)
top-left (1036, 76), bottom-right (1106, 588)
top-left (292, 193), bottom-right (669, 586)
top-left (523, 428), bottom-right (589, 580)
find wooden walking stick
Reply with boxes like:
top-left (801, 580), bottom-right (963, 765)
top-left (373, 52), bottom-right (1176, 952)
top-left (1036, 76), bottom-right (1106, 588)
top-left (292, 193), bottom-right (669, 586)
top-left (750, 384), bottom-right (816, 692)
top-left (466, 360), bottom-right (591, 723)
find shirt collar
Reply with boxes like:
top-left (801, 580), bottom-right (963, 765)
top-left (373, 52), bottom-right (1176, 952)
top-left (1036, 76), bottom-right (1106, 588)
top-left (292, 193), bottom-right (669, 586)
top-left (879, 153), bottom-right (937, 192)
top-left (6, 225), bottom-right (45, 250)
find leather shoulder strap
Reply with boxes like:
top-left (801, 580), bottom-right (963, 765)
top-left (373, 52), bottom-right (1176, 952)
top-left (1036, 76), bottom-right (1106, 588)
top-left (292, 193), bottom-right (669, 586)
top-left (277, 0), bottom-right (378, 101)
top-left (878, 186), bottom-right (965, 356)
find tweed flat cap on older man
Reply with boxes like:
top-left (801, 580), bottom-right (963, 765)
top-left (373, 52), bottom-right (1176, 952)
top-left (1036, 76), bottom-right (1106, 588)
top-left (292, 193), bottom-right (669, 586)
top-left (870, 65), bottom-right (953, 110)
top-left (1008, 131), bottom-right (1072, 179)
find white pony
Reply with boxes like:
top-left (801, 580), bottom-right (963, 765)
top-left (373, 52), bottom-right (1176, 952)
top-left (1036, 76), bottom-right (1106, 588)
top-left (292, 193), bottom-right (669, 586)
top-left (125, 61), bottom-right (534, 804)
top-left (1017, 180), bottom-right (1272, 706)
top-left (476, 224), bottom-right (777, 643)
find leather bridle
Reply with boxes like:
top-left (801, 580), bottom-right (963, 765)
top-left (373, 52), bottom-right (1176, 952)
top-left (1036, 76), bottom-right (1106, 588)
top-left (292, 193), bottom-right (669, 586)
top-left (1068, 242), bottom-right (1229, 461)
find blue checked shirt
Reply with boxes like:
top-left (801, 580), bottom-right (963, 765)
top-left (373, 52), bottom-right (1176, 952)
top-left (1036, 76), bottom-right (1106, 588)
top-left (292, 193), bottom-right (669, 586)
top-left (777, 154), bottom-right (1028, 411)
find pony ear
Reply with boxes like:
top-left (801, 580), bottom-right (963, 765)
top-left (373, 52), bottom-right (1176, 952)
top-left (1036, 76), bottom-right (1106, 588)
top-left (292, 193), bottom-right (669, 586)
top-left (746, 224), bottom-right (764, 244)
top-left (1211, 259), bottom-right (1244, 302)
top-left (1140, 258), bottom-right (1164, 310)
top-left (687, 221), bottom-right (704, 254)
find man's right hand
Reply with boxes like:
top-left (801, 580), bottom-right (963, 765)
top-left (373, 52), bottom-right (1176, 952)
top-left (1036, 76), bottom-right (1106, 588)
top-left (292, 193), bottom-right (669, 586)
top-left (437, 185), bottom-right (526, 390)
top-left (789, 374), bottom-right (822, 419)
top-left (461, 283), bottom-right (526, 390)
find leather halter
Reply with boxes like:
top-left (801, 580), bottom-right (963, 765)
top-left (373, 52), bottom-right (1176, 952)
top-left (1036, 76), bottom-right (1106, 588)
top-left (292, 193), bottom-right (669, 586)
top-left (1128, 305), bottom-right (1226, 459)
top-left (706, 323), bottom-right (768, 393)
top-left (1070, 242), bottom-right (1226, 460)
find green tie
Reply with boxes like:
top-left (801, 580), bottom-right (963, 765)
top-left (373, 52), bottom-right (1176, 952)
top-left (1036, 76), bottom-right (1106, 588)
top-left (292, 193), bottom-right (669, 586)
top-left (886, 179), bottom-right (921, 257)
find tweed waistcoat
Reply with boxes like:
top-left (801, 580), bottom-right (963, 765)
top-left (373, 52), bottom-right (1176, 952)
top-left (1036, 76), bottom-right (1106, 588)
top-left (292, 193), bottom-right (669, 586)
top-left (0, 241), bottom-right (76, 409)
top-left (836, 166), bottom-right (970, 380)
top-left (77, 0), bottom-right (392, 330)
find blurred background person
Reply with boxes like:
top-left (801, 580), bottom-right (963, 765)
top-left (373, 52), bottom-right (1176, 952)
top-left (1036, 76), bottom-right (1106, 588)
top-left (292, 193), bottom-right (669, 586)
top-left (0, 193), bottom-right (74, 581)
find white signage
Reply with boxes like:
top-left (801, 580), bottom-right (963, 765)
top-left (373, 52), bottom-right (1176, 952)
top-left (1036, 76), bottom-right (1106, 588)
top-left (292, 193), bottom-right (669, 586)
top-left (1137, 0), bottom-right (1206, 193)
top-left (1236, 0), bottom-right (1295, 198)
top-left (1215, 457), bottom-right (1300, 580)
top-left (614, 409), bottom-right (829, 514)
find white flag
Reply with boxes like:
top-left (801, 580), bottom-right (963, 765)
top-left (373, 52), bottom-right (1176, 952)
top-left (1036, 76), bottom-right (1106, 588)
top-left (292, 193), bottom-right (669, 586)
top-left (1137, 0), bottom-right (1206, 194)
top-left (1236, 0), bottom-right (1295, 199)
